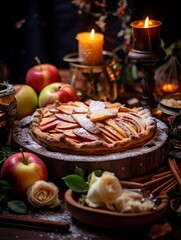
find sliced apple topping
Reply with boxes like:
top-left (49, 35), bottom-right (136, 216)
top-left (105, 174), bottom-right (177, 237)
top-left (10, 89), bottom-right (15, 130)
top-left (89, 100), bottom-right (106, 112)
top-left (121, 120), bottom-right (137, 135)
top-left (53, 128), bottom-right (64, 133)
top-left (101, 133), bottom-right (115, 143)
top-left (49, 108), bottom-right (60, 113)
top-left (72, 114), bottom-right (100, 134)
top-left (89, 109), bottom-right (118, 122)
top-left (119, 106), bottom-right (134, 112)
top-left (72, 106), bottom-right (89, 114)
top-left (56, 120), bottom-right (79, 129)
top-left (118, 112), bottom-right (145, 133)
top-left (63, 129), bottom-right (79, 139)
top-left (104, 118), bottom-right (127, 138)
top-left (40, 116), bottom-right (57, 126)
top-left (97, 124), bottom-right (123, 141)
top-left (30, 99), bottom-right (157, 154)
top-left (56, 105), bottom-right (75, 115)
top-left (73, 128), bottom-right (99, 141)
top-left (68, 101), bottom-right (87, 107)
top-left (55, 113), bottom-right (76, 123)
top-left (40, 119), bottom-right (60, 132)
top-left (114, 122), bottom-right (131, 137)
top-left (44, 111), bottom-right (54, 118)
top-left (105, 102), bottom-right (122, 111)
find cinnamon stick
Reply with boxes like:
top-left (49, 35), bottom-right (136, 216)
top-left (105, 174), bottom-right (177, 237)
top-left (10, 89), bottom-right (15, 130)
top-left (168, 158), bottom-right (181, 191)
top-left (162, 180), bottom-right (178, 194)
top-left (151, 177), bottom-right (175, 195)
top-left (131, 173), bottom-right (154, 183)
top-left (143, 174), bottom-right (173, 189)
top-left (120, 181), bottom-right (143, 189)
top-left (152, 171), bottom-right (172, 179)
top-left (0, 214), bottom-right (70, 232)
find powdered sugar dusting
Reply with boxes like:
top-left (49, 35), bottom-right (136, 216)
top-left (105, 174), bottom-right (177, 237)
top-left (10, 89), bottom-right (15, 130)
top-left (13, 118), bottom-right (168, 162)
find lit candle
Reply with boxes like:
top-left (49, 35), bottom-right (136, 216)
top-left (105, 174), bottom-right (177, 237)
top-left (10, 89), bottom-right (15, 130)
top-left (130, 17), bottom-right (162, 51)
top-left (162, 83), bottom-right (179, 93)
top-left (76, 29), bottom-right (104, 66)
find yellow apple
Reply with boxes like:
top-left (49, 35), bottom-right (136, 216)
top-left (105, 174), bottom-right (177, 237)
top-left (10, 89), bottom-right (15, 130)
top-left (13, 84), bottom-right (38, 120)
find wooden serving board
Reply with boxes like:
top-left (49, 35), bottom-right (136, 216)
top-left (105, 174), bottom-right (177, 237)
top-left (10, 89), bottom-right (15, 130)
top-left (12, 116), bottom-right (169, 179)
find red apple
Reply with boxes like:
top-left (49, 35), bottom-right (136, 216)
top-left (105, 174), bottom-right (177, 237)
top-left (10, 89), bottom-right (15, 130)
top-left (26, 63), bottom-right (61, 94)
top-left (1, 150), bottom-right (47, 196)
top-left (38, 82), bottom-right (78, 108)
top-left (13, 84), bottom-right (38, 120)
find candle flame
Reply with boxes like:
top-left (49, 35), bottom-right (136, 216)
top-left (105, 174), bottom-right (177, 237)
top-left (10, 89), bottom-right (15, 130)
top-left (162, 83), bottom-right (179, 93)
top-left (90, 29), bottom-right (95, 39)
top-left (144, 17), bottom-right (149, 28)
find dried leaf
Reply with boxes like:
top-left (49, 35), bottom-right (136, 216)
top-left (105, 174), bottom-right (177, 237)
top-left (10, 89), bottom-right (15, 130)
top-left (149, 223), bottom-right (172, 239)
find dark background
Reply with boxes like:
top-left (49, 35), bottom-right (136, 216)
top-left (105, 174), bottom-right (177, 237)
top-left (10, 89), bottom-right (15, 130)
top-left (0, 0), bottom-right (180, 83)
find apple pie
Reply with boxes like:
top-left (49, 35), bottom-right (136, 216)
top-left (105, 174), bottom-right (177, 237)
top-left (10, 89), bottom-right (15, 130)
top-left (30, 99), bottom-right (156, 154)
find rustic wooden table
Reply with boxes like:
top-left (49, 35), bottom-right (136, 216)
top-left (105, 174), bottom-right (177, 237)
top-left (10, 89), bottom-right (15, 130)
top-left (0, 196), bottom-right (181, 240)
top-left (1, 77), bottom-right (181, 239)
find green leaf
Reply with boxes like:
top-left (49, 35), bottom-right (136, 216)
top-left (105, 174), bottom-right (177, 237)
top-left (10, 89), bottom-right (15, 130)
top-left (62, 174), bottom-right (88, 193)
top-left (0, 145), bottom-right (16, 165)
top-left (75, 166), bottom-right (86, 179)
top-left (7, 200), bottom-right (28, 214)
top-left (0, 180), bottom-right (12, 191)
top-left (87, 169), bottom-right (103, 183)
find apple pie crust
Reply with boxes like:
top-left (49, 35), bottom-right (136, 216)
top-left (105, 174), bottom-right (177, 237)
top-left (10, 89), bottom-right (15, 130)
top-left (30, 100), bottom-right (157, 154)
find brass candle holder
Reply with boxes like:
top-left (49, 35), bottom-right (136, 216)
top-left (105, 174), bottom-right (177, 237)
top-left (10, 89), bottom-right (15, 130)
top-left (63, 51), bottom-right (121, 102)
top-left (129, 19), bottom-right (166, 108)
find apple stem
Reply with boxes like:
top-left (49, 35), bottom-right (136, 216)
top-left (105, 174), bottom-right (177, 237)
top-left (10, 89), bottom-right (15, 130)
top-left (19, 148), bottom-right (27, 165)
top-left (35, 56), bottom-right (43, 70)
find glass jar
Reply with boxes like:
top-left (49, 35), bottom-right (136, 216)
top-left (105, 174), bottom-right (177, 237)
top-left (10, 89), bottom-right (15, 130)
top-left (0, 82), bottom-right (17, 145)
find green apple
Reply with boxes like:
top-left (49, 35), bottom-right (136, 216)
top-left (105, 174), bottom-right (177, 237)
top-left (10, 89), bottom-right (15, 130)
top-left (38, 82), bottom-right (78, 108)
top-left (13, 84), bottom-right (38, 120)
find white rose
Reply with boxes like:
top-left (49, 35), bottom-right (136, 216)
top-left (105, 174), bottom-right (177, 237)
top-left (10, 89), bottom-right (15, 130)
top-left (27, 180), bottom-right (60, 208)
top-left (85, 171), bottom-right (122, 210)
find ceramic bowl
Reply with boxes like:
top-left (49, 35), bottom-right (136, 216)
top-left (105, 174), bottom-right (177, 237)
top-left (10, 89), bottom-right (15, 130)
top-left (170, 197), bottom-right (181, 217)
top-left (65, 189), bottom-right (169, 230)
top-left (158, 92), bottom-right (181, 115)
